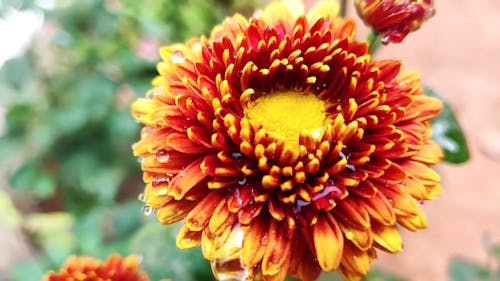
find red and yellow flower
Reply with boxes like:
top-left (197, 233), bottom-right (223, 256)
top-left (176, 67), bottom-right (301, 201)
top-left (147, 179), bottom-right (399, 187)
top-left (43, 254), bottom-right (149, 281)
top-left (132, 1), bottom-right (442, 280)
top-left (355, 0), bottom-right (435, 43)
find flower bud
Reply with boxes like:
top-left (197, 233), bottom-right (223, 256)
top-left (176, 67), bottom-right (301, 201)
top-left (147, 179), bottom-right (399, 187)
top-left (355, 0), bottom-right (435, 43)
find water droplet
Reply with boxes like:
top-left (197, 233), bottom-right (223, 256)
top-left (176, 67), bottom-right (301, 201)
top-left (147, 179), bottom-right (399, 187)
top-left (156, 149), bottom-right (170, 163)
top-left (293, 199), bottom-right (311, 214)
top-left (137, 192), bottom-right (146, 202)
top-left (237, 176), bottom-right (247, 185)
top-left (170, 51), bottom-right (185, 64)
top-left (152, 177), bottom-right (171, 187)
top-left (211, 224), bottom-right (252, 281)
top-left (142, 205), bottom-right (153, 216)
top-left (426, 7), bottom-right (436, 19)
top-left (312, 183), bottom-right (343, 202)
top-left (381, 35), bottom-right (391, 45)
top-left (137, 157), bottom-right (145, 164)
top-left (346, 164), bottom-right (356, 172)
top-left (231, 152), bottom-right (244, 161)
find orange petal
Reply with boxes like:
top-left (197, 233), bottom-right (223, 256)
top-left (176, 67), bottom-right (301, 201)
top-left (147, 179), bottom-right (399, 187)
top-left (156, 198), bottom-right (197, 224)
top-left (372, 224), bottom-right (402, 253)
top-left (166, 132), bottom-right (211, 154)
top-left (379, 183), bottom-right (420, 217)
top-left (337, 199), bottom-right (370, 229)
top-left (176, 224), bottom-right (202, 248)
top-left (313, 212), bottom-right (343, 271)
top-left (362, 191), bottom-right (396, 226)
top-left (227, 185), bottom-right (253, 213)
top-left (262, 221), bottom-right (294, 276)
top-left (185, 192), bottom-right (223, 231)
top-left (171, 157), bottom-right (207, 199)
top-left (404, 177), bottom-right (428, 200)
top-left (402, 160), bottom-right (440, 185)
top-left (340, 223), bottom-right (373, 251)
top-left (340, 242), bottom-right (373, 276)
top-left (242, 216), bottom-right (269, 267)
top-left (397, 208), bottom-right (427, 231)
top-left (143, 150), bottom-right (197, 174)
top-left (412, 141), bottom-right (443, 164)
top-left (288, 234), bottom-right (322, 281)
top-left (208, 198), bottom-right (235, 235)
top-left (238, 203), bottom-right (264, 225)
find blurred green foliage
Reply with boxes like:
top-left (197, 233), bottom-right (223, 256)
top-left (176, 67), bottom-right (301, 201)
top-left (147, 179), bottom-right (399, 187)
top-left (0, 0), bottom-right (237, 280)
top-left (0, 0), bottom-right (231, 215)
top-left (448, 238), bottom-right (500, 281)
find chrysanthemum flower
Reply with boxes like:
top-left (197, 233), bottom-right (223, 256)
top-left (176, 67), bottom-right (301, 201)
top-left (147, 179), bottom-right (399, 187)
top-left (43, 254), bottom-right (149, 281)
top-left (355, 0), bottom-right (435, 43)
top-left (132, 0), bottom-right (442, 280)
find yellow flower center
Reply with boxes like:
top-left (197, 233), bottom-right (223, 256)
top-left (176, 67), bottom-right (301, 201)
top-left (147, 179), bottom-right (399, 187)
top-left (246, 91), bottom-right (327, 148)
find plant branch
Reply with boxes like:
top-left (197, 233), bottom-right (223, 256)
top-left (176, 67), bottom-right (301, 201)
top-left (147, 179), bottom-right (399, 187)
top-left (340, 0), bottom-right (347, 17)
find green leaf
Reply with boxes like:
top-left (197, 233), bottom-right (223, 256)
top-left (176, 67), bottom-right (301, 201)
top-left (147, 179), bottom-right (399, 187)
top-left (11, 258), bottom-right (51, 281)
top-left (129, 222), bottom-right (215, 281)
top-left (449, 258), bottom-right (490, 281)
top-left (23, 212), bottom-right (76, 264)
top-left (425, 87), bottom-right (470, 164)
top-left (75, 200), bottom-right (145, 258)
top-left (364, 269), bottom-right (408, 281)
top-left (9, 158), bottom-right (56, 199)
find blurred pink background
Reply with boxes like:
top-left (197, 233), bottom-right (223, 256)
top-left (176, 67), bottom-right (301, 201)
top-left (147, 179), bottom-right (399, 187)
top-left (351, 1), bottom-right (500, 280)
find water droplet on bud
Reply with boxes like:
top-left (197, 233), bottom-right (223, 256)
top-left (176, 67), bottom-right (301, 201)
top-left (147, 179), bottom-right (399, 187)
top-left (381, 35), bottom-right (391, 45)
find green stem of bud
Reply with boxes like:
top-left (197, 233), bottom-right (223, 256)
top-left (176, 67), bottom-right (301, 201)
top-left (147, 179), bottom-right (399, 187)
top-left (367, 29), bottom-right (382, 55)
top-left (340, 0), bottom-right (347, 17)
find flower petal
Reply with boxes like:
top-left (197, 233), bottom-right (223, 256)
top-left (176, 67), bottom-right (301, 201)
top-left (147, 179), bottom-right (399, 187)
top-left (313, 212), bottom-right (343, 271)
top-left (171, 157), bottom-right (207, 199)
top-left (262, 221), bottom-right (293, 276)
top-left (185, 191), bottom-right (223, 231)
top-left (177, 224), bottom-right (202, 248)
top-left (372, 224), bottom-right (402, 253)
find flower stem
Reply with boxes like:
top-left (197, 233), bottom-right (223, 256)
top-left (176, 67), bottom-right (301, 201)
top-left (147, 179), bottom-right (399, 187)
top-left (367, 29), bottom-right (382, 55)
top-left (340, 0), bottom-right (347, 17)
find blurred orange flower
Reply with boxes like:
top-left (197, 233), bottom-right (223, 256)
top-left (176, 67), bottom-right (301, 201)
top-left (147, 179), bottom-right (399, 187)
top-left (43, 254), bottom-right (148, 281)
top-left (132, 0), bottom-right (442, 280)
top-left (355, 0), bottom-right (435, 43)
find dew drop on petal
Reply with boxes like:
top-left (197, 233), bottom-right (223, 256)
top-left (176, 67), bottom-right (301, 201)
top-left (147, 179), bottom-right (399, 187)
top-left (156, 149), bottom-right (170, 163)
top-left (170, 51), bottom-right (186, 64)
top-left (137, 192), bottom-right (146, 202)
top-left (211, 224), bottom-right (252, 281)
top-left (346, 164), bottom-right (356, 172)
top-left (237, 176), bottom-right (247, 186)
top-left (231, 152), bottom-right (244, 161)
top-left (142, 205), bottom-right (153, 216)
